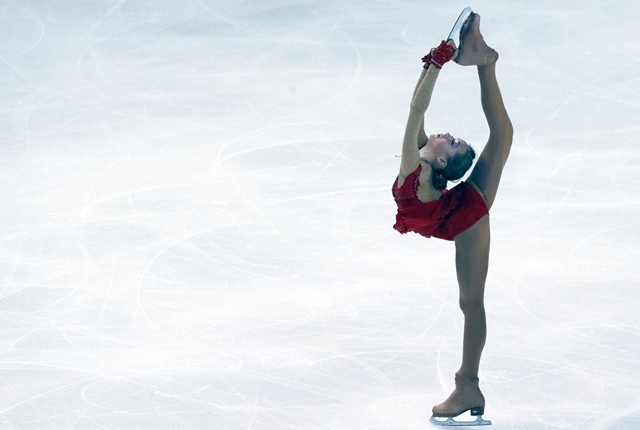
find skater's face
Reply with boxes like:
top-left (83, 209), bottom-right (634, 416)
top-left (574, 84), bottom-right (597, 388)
top-left (427, 133), bottom-right (469, 166)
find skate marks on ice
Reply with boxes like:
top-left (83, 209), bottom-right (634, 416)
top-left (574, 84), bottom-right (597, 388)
top-left (0, 0), bottom-right (640, 429)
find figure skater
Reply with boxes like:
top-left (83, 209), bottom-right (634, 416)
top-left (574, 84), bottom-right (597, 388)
top-left (391, 12), bottom-right (513, 425)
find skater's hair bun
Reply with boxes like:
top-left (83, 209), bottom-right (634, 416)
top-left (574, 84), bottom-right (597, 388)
top-left (431, 170), bottom-right (448, 191)
top-left (431, 146), bottom-right (476, 191)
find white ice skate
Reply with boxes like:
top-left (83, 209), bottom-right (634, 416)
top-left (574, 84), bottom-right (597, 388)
top-left (430, 407), bottom-right (491, 427)
top-left (446, 7), bottom-right (473, 46)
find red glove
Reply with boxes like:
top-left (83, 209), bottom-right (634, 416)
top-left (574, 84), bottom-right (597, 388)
top-left (421, 40), bottom-right (456, 69)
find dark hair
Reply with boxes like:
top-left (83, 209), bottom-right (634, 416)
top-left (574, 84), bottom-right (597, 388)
top-left (431, 145), bottom-right (476, 191)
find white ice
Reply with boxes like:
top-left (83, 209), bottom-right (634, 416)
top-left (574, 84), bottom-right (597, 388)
top-left (0, 0), bottom-right (639, 429)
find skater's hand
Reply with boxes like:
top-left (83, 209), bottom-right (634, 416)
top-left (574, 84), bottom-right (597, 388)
top-left (422, 40), bottom-right (457, 69)
top-left (446, 40), bottom-right (458, 60)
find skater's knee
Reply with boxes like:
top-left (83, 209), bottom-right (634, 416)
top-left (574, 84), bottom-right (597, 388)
top-left (459, 294), bottom-right (485, 315)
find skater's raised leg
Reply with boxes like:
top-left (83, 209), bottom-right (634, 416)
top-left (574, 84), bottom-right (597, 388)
top-left (467, 52), bottom-right (513, 209)
top-left (459, 13), bottom-right (512, 209)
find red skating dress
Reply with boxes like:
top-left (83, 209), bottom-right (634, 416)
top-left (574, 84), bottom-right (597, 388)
top-left (392, 165), bottom-right (488, 241)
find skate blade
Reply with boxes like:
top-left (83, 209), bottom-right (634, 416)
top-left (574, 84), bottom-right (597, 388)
top-left (430, 414), bottom-right (492, 427)
top-left (446, 7), bottom-right (473, 45)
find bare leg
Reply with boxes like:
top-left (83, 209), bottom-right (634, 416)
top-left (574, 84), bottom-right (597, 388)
top-left (464, 29), bottom-right (513, 209)
top-left (432, 215), bottom-right (490, 416)
top-left (432, 16), bottom-right (512, 416)
top-left (454, 215), bottom-right (489, 378)
top-left (452, 12), bottom-right (512, 208)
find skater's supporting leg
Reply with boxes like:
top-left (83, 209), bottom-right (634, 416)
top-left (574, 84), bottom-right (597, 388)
top-left (432, 215), bottom-right (490, 417)
top-left (454, 215), bottom-right (489, 378)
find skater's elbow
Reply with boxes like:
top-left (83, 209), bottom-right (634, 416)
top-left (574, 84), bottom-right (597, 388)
top-left (408, 100), bottom-right (426, 114)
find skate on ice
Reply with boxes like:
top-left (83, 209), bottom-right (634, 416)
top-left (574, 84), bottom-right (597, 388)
top-left (429, 407), bottom-right (492, 427)
top-left (429, 374), bottom-right (492, 426)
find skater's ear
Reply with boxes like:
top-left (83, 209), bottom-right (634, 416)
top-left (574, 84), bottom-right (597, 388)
top-left (437, 156), bottom-right (447, 168)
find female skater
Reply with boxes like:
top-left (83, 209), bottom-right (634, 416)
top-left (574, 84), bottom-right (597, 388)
top-left (392, 12), bottom-right (513, 424)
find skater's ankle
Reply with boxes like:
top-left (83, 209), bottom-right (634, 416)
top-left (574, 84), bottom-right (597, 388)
top-left (477, 52), bottom-right (499, 72)
top-left (454, 371), bottom-right (479, 383)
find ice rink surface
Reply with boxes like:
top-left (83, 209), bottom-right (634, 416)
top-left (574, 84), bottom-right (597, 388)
top-left (1, 0), bottom-right (639, 428)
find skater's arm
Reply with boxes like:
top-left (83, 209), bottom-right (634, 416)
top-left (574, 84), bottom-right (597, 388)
top-left (399, 66), bottom-right (440, 177)
top-left (418, 116), bottom-right (428, 149)
top-left (410, 68), bottom-right (430, 149)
